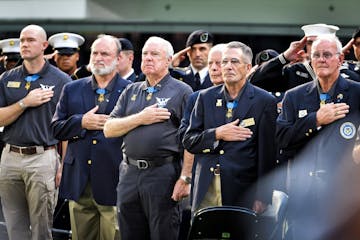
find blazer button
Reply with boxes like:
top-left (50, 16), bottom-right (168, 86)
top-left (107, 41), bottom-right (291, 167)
top-left (219, 150), bottom-right (225, 155)
top-left (92, 140), bottom-right (97, 144)
top-left (87, 159), bottom-right (92, 165)
top-left (210, 167), bottom-right (214, 172)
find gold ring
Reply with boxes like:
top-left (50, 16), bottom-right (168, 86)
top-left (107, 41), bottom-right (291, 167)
top-left (335, 111), bottom-right (338, 116)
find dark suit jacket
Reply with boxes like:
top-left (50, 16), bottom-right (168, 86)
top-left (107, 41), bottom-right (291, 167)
top-left (51, 74), bottom-right (131, 205)
top-left (171, 66), bottom-right (212, 91)
top-left (276, 76), bottom-right (360, 157)
top-left (183, 82), bottom-right (277, 211)
top-left (276, 76), bottom-right (360, 238)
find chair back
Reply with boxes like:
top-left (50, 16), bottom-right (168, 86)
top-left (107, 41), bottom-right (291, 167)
top-left (188, 205), bottom-right (257, 240)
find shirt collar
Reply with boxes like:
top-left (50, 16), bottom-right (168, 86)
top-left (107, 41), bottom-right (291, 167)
top-left (91, 73), bottom-right (118, 93)
top-left (190, 65), bottom-right (208, 81)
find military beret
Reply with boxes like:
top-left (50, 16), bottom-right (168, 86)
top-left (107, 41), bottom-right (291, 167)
top-left (352, 28), bottom-right (360, 39)
top-left (119, 38), bottom-right (134, 51)
top-left (186, 30), bottom-right (214, 47)
top-left (255, 49), bottom-right (279, 65)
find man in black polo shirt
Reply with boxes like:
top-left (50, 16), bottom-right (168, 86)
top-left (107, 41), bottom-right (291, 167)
top-left (104, 36), bottom-right (193, 240)
top-left (0, 24), bottom-right (71, 240)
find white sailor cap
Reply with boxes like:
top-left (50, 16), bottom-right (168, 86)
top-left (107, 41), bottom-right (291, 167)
top-left (0, 38), bottom-right (20, 54)
top-left (301, 23), bottom-right (339, 37)
top-left (48, 32), bottom-right (85, 54)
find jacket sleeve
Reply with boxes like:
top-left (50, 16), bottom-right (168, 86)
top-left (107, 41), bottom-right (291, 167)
top-left (51, 84), bottom-right (86, 141)
top-left (182, 93), bottom-right (219, 154)
top-left (276, 91), bottom-right (318, 155)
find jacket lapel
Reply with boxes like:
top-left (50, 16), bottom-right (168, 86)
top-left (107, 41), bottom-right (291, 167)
top-left (82, 77), bottom-right (96, 112)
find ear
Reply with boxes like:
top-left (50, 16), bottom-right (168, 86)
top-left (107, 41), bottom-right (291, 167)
top-left (42, 41), bottom-right (49, 52)
top-left (338, 53), bottom-right (345, 65)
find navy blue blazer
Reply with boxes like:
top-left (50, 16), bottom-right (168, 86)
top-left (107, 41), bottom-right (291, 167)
top-left (171, 66), bottom-right (212, 91)
top-left (183, 82), bottom-right (277, 211)
top-left (277, 77), bottom-right (360, 236)
top-left (277, 76), bottom-right (360, 158)
top-left (51, 74), bottom-right (131, 205)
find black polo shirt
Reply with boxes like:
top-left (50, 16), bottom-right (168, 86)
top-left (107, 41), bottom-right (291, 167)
top-left (110, 74), bottom-right (192, 159)
top-left (0, 61), bottom-right (71, 146)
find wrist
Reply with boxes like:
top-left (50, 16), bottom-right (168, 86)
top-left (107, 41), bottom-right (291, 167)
top-left (180, 175), bottom-right (192, 184)
top-left (279, 53), bottom-right (288, 65)
top-left (18, 99), bottom-right (27, 110)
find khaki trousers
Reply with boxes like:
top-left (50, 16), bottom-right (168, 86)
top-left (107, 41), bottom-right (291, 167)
top-left (198, 174), bottom-right (222, 211)
top-left (69, 183), bottom-right (119, 240)
top-left (0, 145), bottom-right (59, 240)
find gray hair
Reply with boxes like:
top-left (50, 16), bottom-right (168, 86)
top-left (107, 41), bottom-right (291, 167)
top-left (143, 36), bottom-right (174, 57)
top-left (92, 34), bottom-right (122, 55)
top-left (225, 41), bottom-right (253, 64)
top-left (209, 43), bottom-right (226, 56)
top-left (311, 34), bottom-right (343, 53)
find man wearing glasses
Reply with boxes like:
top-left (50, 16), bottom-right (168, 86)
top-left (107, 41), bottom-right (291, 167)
top-left (183, 41), bottom-right (277, 215)
top-left (277, 35), bottom-right (360, 239)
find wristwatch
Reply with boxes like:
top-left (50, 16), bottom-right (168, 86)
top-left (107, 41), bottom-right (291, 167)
top-left (18, 99), bottom-right (27, 110)
top-left (180, 175), bottom-right (192, 184)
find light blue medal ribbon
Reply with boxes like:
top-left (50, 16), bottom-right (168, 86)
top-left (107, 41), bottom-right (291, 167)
top-left (96, 88), bottom-right (107, 102)
top-left (226, 100), bottom-right (238, 118)
top-left (24, 74), bottom-right (40, 90)
top-left (146, 86), bottom-right (158, 101)
top-left (319, 93), bottom-right (330, 107)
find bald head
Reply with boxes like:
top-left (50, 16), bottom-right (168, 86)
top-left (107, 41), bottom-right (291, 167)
top-left (19, 24), bottom-right (48, 62)
top-left (21, 24), bottom-right (47, 42)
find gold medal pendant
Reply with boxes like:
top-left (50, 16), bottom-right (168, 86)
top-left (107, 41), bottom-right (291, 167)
top-left (25, 82), bottom-right (31, 90)
top-left (98, 94), bottom-right (105, 102)
top-left (146, 93), bottom-right (152, 101)
top-left (320, 100), bottom-right (325, 107)
top-left (226, 109), bottom-right (233, 118)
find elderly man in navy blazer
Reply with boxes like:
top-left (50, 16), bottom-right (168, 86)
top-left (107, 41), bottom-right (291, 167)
top-left (183, 41), bottom-right (277, 215)
top-left (51, 35), bottom-right (131, 240)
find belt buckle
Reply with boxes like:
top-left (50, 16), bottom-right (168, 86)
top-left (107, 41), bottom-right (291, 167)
top-left (137, 160), bottom-right (149, 169)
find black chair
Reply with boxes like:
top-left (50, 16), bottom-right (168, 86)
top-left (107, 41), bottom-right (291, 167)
top-left (187, 190), bottom-right (289, 240)
top-left (188, 206), bottom-right (257, 240)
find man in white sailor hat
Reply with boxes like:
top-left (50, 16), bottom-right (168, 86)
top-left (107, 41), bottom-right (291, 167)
top-left (48, 32), bottom-right (85, 75)
top-left (0, 38), bottom-right (21, 73)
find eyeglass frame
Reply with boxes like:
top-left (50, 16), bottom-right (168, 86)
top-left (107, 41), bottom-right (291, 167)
top-left (311, 51), bottom-right (341, 60)
top-left (221, 58), bottom-right (247, 66)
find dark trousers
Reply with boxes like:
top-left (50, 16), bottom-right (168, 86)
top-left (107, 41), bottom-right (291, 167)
top-left (117, 161), bottom-right (181, 240)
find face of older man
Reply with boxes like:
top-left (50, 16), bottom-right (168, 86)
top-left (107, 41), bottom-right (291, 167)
top-left (221, 48), bottom-right (251, 86)
top-left (311, 40), bottom-right (343, 80)
top-left (208, 49), bottom-right (223, 85)
top-left (90, 37), bottom-right (119, 76)
top-left (141, 41), bottom-right (170, 79)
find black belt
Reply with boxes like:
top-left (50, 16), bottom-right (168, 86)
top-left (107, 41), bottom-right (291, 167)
top-left (125, 155), bottom-right (177, 169)
top-left (9, 145), bottom-right (56, 155)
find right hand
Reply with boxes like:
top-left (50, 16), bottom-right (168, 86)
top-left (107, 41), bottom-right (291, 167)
top-left (316, 102), bottom-right (349, 126)
top-left (172, 47), bottom-right (191, 67)
top-left (23, 88), bottom-right (54, 107)
top-left (342, 38), bottom-right (354, 56)
top-left (215, 119), bottom-right (253, 141)
top-left (139, 104), bottom-right (171, 125)
top-left (81, 106), bottom-right (109, 130)
top-left (283, 36), bottom-right (307, 62)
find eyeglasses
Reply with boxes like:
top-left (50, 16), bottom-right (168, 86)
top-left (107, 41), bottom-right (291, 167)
top-left (311, 51), bottom-right (340, 60)
top-left (221, 58), bottom-right (244, 66)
